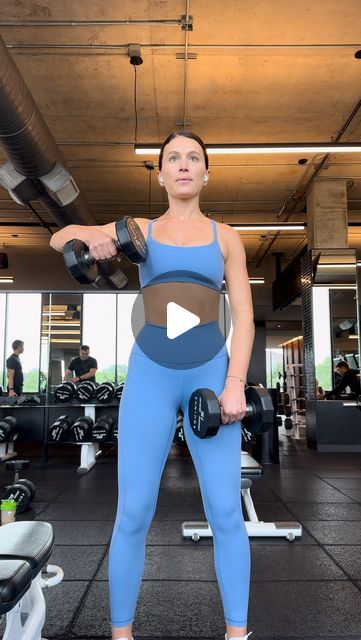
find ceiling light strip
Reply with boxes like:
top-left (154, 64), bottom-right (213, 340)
top-left (135, 143), bottom-right (361, 155)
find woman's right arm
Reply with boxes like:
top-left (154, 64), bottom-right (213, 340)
top-left (50, 222), bottom-right (118, 261)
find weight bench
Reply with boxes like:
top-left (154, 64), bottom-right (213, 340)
top-left (182, 451), bottom-right (302, 542)
top-left (0, 521), bottom-right (63, 640)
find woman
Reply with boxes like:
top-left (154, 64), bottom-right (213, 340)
top-left (50, 131), bottom-right (255, 640)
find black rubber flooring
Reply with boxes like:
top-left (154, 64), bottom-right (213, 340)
top-left (1, 435), bottom-right (361, 640)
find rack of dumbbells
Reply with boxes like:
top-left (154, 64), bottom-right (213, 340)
top-left (47, 380), bottom-right (124, 473)
top-left (285, 363), bottom-right (306, 440)
top-left (275, 371), bottom-right (294, 436)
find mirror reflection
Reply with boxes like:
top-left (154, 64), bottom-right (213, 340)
top-left (42, 293), bottom-right (82, 398)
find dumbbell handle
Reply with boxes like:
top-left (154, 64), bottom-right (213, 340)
top-left (81, 241), bottom-right (123, 267)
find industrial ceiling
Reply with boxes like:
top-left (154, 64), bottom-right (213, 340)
top-left (0, 0), bottom-right (361, 279)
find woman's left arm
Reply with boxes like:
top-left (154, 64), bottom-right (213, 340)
top-left (218, 226), bottom-right (255, 423)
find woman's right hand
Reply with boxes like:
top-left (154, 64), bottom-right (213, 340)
top-left (86, 229), bottom-right (118, 261)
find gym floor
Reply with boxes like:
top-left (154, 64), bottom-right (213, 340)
top-left (1, 436), bottom-right (361, 640)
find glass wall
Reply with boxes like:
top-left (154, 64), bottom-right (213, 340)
top-left (4, 293), bottom-right (42, 392)
top-left (117, 293), bottom-right (137, 381)
top-left (266, 348), bottom-right (284, 387)
top-left (83, 293), bottom-right (117, 382)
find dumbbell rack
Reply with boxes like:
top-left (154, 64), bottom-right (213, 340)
top-left (46, 402), bottom-right (119, 474)
top-left (77, 406), bottom-right (101, 474)
top-left (285, 363), bottom-right (306, 440)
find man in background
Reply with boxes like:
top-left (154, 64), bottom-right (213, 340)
top-left (325, 360), bottom-right (360, 399)
top-left (6, 339), bottom-right (24, 397)
top-left (63, 345), bottom-right (97, 383)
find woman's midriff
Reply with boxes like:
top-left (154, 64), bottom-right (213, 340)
top-left (141, 282), bottom-right (220, 326)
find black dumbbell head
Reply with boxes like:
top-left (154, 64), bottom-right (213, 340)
top-left (63, 239), bottom-right (98, 285)
top-left (115, 217), bottom-right (148, 264)
top-left (91, 415), bottom-right (114, 442)
top-left (188, 388), bottom-right (221, 439)
top-left (3, 482), bottom-right (32, 513)
top-left (95, 382), bottom-right (115, 403)
top-left (69, 415), bottom-right (94, 442)
top-left (17, 478), bottom-right (36, 501)
top-left (54, 381), bottom-right (76, 403)
top-left (75, 381), bottom-right (96, 402)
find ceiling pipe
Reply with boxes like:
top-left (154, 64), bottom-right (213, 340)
top-left (0, 33), bottom-right (95, 227)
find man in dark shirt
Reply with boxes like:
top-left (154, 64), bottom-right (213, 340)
top-left (325, 360), bottom-right (360, 399)
top-left (6, 339), bottom-right (24, 397)
top-left (63, 345), bottom-right (98, 383)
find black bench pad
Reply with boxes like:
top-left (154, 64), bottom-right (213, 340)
top-left (0, 521), bottom-right (54, 615)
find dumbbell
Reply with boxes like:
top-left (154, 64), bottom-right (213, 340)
top-left (110, 420), bottom-right (118, 440)
top-left (75, 381), bottom-right (97, 402)
top-left (68, 416), bottom-right (94, 442)
top-left (95, 382), bottom-right (115, 403)
top-left (0, 416), bottom-right (18, 443)
top-left (90, 415), bottom-right (115, 442)
top-left (48, 415), bottom-right (73, 442)
top-left (3, 460), bottom-right (36, 513)
top-left (188, 385), bottom-right (274, 439)
top-left (284, 417), bottom-right (293, 430)
top-left (115, 382), bottom-right (124, 401)
top-left (54, 381), bottom-right (77, 403)
top-left (63, 216), bottom-right (148, 285)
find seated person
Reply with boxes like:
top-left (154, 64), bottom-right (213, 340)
top-left (325, 360), bottom-right (360, 399)
top-left (315, 378), bottom-right (325, 400)
top-left (63, 345), bottom-right (97, 383)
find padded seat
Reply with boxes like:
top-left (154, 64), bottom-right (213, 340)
top-left (0, 521), bottom-right (54, 615)
top-left (241, 451), bottom-right (263, 479)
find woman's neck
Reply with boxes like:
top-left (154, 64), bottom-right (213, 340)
top-left (162, 197), bottom-right (205, 222)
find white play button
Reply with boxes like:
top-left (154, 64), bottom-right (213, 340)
top-left (167, 302), bottom-right (200, 339)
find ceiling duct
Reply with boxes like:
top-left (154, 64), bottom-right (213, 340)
top-left (0, 34), bottom-right (95, 227)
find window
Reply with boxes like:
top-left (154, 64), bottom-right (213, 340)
top-left (5, 294), bottom-right (41, 392)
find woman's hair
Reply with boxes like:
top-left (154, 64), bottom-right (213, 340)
top-left (159, 130), bottom-right (209, 170)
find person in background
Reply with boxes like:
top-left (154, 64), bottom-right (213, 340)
top-left (315, 378), bottom-right (325, 400)
top-left (325, 360), bottom-right (360, 399)
top-left (63, 345), bottom-right (98, 383)
top-left (6, 339), bottom-right (24, 397)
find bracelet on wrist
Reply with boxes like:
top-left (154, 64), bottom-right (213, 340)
top-left (226, 375), bottom-right (248, 389)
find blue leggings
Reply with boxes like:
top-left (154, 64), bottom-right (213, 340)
top-left (109, 322), bottom-right (251, 627)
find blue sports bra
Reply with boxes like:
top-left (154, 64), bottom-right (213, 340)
top-left (138, 218), bottom-right (224, 292)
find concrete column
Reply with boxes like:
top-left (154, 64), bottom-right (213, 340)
top-left (307, 179), bottom-right (348, 249)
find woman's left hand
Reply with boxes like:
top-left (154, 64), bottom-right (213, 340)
top-left (217, 381), bottom-right (247, 425)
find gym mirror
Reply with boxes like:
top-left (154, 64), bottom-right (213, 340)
top-left (312, 249), bottom-right (360, 396)
top-left (42, 293), bottom-right (82, 399)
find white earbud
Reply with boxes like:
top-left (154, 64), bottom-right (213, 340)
top-left (159, 177), bottom-right (164, 186)
top-left (203, 175), bottom-right (209, 184)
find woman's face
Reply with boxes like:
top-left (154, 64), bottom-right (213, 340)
top-left (158, 135), bottom-right (208, 199)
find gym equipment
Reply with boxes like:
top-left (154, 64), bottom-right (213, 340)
top-left (115, 382), bottom-right (124, 401)
top-left (48, 415), bottom-right (73, 442)
top-left (188, 385), bottom-right (274, 439)
top-left (0, 416), bottom-right (18, 443)
top-left (182, 451), bottom-right (302, 542)
top-left (276, 416), bottom-right (283, 426)
top-left (90, 415), bottom-right (114, 442)
top-left (110, 420), bottom-right (118, 440)
top-left (16, 395), bottom-right (41, 405)
top-left (63, 215), bottom-right (148, 284)
top-left (3, 460), bottom-right (36, 513)
top-left (75, 380), bottom-right (97, 402)
top-left (95, 381), bottom-right (115, 403)
top-left (284, 417), bottom-right (293, 430)
top-left (54, 381), bottom-right (76, 403)
top-left (0, 521), bottom-right (63, 640)
top-left (69, 416), bottom-right (94, 442)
